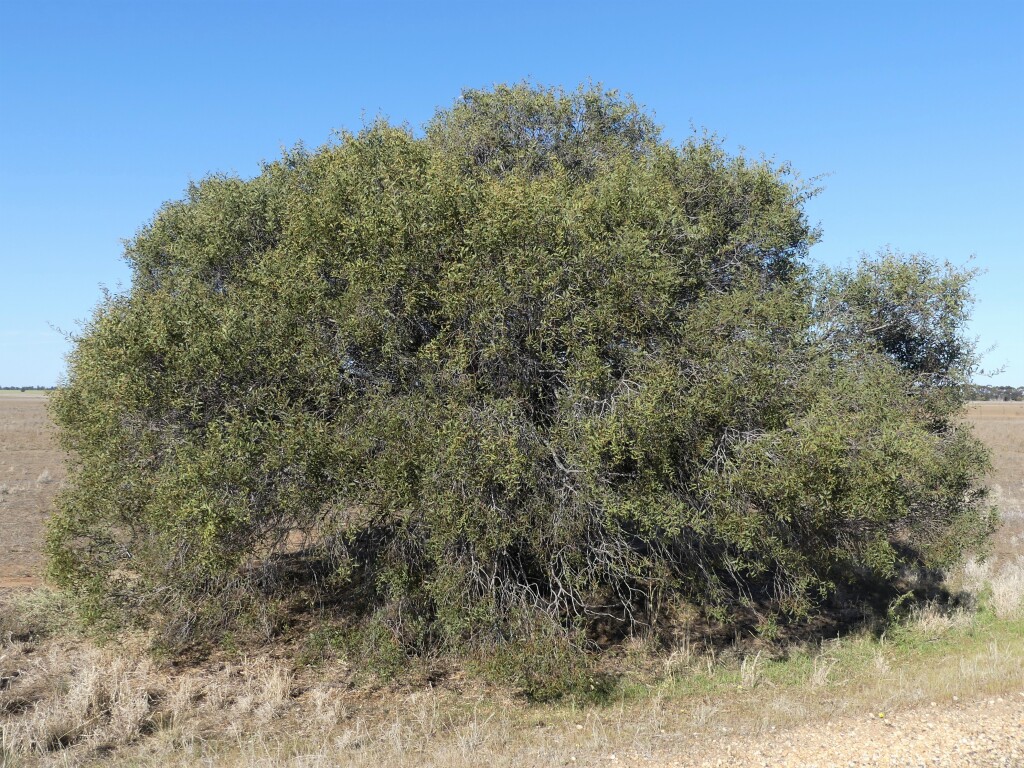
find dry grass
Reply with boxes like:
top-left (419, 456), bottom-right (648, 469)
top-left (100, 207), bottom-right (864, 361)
top-left (958, 556), bottom-right (1024, 620)
top-left (1, 645), bottom-right (156, 754)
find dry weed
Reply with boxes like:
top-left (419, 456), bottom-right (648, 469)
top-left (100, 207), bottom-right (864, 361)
top-left (961, 556), bottom-right (991, 595)
top-left (0, 637), bottom-right (312, 764)
top-left (907, 602), bottom-right (972, 635)
top-left (689, 700), bottom-right (720, 727)
top-left (873, 649), bottom-right (891, 676)
top-left (953, 556), bottom-right (1024, 619)
top-left (809, 654), bottom-right (838, 688)
top-left (308, 687), bottom-right (348, 729)
top-left (662, 634), bottom-right (693, 676)
top-left (739, 650), bottom-right (763, 689)
top-left (988, 559), bottom-right (1024, 619)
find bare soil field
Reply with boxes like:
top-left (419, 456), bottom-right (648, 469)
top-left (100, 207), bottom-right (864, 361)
top-left (0, 394), bottom-right (64, 591)
top-left (2, 397), bottom-right (1023, 766)
top-left (964, 401), bottom-right (1024, 562)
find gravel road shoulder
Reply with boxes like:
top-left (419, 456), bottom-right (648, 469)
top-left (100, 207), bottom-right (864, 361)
top-left (641, 695), bottom-right (1024, 767)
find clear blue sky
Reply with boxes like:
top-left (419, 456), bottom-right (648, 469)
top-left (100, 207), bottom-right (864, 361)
top-left (1, 0), bottom-right (1021, 386)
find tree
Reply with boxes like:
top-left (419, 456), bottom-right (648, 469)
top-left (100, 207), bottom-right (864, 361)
top-left (48, 84), bottom-right (994, 672)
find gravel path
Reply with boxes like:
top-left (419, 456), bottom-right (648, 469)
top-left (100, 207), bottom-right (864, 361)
top-left (643, 695), bottom-right (1024, 767)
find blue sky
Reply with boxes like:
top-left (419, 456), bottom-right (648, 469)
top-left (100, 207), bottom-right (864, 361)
top-left (1, 0), bottom-right (1021, 386)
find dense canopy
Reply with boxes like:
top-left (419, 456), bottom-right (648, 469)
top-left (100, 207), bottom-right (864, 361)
top-left (49, 84), bottom-right (993, 674)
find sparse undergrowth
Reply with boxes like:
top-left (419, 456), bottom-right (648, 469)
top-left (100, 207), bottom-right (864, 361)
top-left (3, 556), bottom-right (1023, 767)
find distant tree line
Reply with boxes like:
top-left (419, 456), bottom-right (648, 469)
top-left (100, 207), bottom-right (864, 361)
top-left (0, 385), bottom-right (56, 392)
top-left (971, 384), bottom-right (1024, 401)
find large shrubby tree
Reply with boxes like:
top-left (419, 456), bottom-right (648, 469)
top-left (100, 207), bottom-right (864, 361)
top-left (49, 84), bottom-right (993, 661)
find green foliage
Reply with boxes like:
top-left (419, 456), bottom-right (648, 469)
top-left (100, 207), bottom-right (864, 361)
top-left (48, 83), bottom-right (993, 672)
top-left (471, 626), bottom-right (601, 703)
